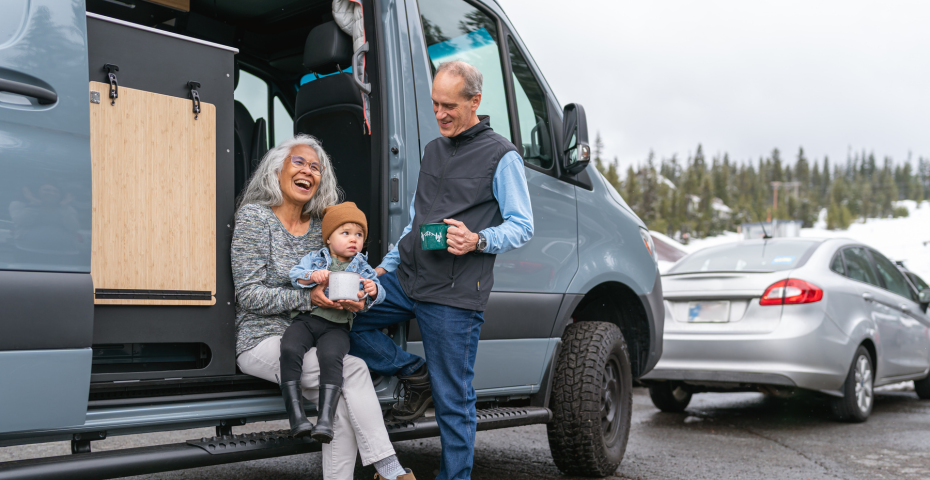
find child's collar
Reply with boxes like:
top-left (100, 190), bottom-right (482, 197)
top-left (320, 246), bottom-right (367, 264)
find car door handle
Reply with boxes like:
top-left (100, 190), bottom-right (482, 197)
top-left (862, 292), bottom-right (874, 302)
top-left (0, 78), bottom-right (57, 105)
top-left (900, 305), bottom-right (910, 313)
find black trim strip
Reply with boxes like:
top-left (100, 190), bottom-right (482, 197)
top-left (95, 289), bottom-right (213, 301)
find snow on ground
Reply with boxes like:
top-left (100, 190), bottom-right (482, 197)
top-left (679, 200), bottom-right (930, 281)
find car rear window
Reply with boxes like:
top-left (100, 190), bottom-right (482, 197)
top-left (667, 239), bottom-right (820, 274)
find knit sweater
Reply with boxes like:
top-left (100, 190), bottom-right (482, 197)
top-left (231, 203), bottom-right (323, 355)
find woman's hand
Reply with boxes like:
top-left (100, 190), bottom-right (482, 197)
top-left (375, 267), bottom-right (387, 277)
top-left (310, 283), bottom-right (341, 309)
top-left (336, 290), bottom-right (367, 312)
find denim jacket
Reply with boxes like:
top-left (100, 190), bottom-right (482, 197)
top-left (289, 248), bottom-right (386, 311)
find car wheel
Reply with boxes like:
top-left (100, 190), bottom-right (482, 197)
top-left (832, 346), bottom-right (873, 422)
top-left (914, 374), bottom-right (930, 399)
top-left (648, 381), bottom-right (692, 412)
top-left (547, 321), bottom-right (633, 477)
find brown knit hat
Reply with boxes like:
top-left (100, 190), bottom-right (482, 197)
top-left (322, 202), bottom-right (368, 243)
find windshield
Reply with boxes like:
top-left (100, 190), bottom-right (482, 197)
top-left (667, 239), bottom-right (820, 274)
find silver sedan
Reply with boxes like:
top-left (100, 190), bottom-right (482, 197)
top-left (641, 237), bottom-right (930, 421)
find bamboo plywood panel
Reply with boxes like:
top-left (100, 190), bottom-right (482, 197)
top-left (89, 81), bottom-right (216, 306)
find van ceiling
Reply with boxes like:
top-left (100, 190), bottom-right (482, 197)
top-left (86, 0), bottom-right (333, 81)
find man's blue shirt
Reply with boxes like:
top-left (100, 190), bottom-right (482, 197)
top-left (378, 150), bottom-right (534, 272)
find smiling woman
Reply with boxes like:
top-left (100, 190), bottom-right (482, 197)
top-left (230, 134), bottom-right (404, 478)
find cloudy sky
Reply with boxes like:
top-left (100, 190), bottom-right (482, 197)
top-left (500, 0), bottom-right (930, 170)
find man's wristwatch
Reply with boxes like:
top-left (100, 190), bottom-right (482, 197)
top-left (475, 233), bottom-right (488, 253)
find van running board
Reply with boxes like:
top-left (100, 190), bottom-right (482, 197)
top-left (0, 407), bottom-right (551, 480)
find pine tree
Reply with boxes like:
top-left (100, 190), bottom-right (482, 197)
top-left (623, 164), bottom-right (640, 211)
top-left (593, 131), bottom-right (606, 174)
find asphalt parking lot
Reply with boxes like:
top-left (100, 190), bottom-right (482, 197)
top-left (3, 385), bottom-right (929, 480)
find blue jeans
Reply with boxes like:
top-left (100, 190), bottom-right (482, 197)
top-left (350, 270), bottom-right (484, 480)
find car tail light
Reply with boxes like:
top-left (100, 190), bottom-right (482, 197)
top-left (760, 279), bottom-right (823, 306)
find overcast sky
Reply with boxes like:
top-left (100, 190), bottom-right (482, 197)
top-left (499, 0), bottom-right (930, 171)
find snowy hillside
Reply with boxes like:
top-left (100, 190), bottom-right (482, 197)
top-left (676, 200), bottom-right (930, 281)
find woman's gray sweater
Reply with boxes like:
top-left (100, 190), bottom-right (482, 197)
top-left (231, 204), bottom-right (323, 356)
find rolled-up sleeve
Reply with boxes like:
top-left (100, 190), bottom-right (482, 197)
top-left (479, 151), bottom-right (534, 254)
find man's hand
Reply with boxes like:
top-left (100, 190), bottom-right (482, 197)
top-left (336, 290), bottom-right (367, 313)
top-left (310, 270), bottom-right (329, 284)
top-left (444, 218), bottom-right (479, 255)
top-left (310, 283), bottom-right (341, 310)
top-left (363, 278), bottom-right (378, 298)
top-left (375, 267), bottom-right (387, 277)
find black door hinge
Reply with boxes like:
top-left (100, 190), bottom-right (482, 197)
top-left (104, 63), bottom-right (119, 105)
top-left (188, 81), bottom-right (202, 119)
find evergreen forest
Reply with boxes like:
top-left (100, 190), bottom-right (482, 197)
top-left (593, 132), bottom-right (930, 241)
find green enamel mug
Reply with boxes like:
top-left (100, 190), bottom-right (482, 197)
top-left (419, 223), bottom-right (450, 250)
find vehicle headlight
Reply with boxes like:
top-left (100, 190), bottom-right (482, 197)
top-left (639, 227), bottom-right (656, 263)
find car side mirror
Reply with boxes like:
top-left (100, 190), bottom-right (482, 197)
top-left (919, 289), bottom-right (930, 304)
top-left (561, 103), bottom-right (590, 175)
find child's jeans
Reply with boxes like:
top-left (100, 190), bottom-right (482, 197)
top-left (280, 313), bottom-right (350, 386)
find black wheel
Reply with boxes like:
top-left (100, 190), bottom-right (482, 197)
top-left (547, 321), bottom-right (632, 477)
top-left (915, 374), bottom-right (930, 399)
top-left (648, 381), bottom-right (692, 412)
top-left (832, 346), bottom-right (873, 422)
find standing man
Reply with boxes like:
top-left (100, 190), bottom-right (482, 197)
top-left (349, 60), bottom-right (534, 480)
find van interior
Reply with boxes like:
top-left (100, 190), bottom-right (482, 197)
top-left (83, 0), bottom-right (388, 402)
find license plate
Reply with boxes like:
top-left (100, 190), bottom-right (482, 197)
top-left (687, 301), bottom-right (731, 323)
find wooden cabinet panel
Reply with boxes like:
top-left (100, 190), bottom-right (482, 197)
top-left (89, 81), bottom-right (216, 305)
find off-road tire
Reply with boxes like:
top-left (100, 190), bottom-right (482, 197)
top-left (547, 321), bottom-right (632, 477)
top-left (832, 346), bottom-right (873, 423)
top-left (648, 381), bottom-right (692, 412)
top-left (914, 375), bottom-right (930, 399)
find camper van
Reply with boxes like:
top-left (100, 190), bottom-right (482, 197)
top-left (0, 0), bottom-right (663, 477)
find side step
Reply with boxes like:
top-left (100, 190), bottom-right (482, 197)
top-left (0, 407), bottom-right (551, 480)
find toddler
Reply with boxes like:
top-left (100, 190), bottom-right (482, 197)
top-left (283, 201), bottom-right (384, 442)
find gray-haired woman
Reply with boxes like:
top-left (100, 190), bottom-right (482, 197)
top-left (232, 134), bottom-right (413, 480)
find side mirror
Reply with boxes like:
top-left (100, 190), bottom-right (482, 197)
top-left (919, 289), bottom-right (930, 304)
top-left (561, 103), bottom-right (590, 175)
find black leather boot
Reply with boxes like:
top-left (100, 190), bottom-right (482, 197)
top-left (281, 380), bottom-right (314, 437)
top-left (311, 384), bottom-right (341, 443)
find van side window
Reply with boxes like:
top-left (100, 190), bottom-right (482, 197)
top-left (870, 249), bottom-right (917, 301)
top-left (418, 0), bottom-right (513, 142)
top-left (234, 70), bottom-right (269, 123)
top-left (273, 95), bottom-right (293, 145)
top-left (507, 37), bottom-right (553, 169)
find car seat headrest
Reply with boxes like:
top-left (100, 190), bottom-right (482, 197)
top-left (303, 21), bottom-right (354, 75)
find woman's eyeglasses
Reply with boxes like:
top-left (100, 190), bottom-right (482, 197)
top-left (288, 156), bottom-right (324, 176)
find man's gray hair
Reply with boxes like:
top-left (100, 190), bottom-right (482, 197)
top-left (436, 60), bottom-right (483, 98)
top-left (237, 133), bottom-right (342, 219)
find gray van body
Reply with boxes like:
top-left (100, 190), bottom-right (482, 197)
top-left (0, 0), bottom-right (662, 458)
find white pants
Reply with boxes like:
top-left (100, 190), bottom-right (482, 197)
top-left (237, 336), bottom-right (396, 480)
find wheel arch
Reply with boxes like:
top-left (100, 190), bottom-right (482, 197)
top-left (553, 279), bottom-right (662, 379)
top-left (860, 337), bottom-right (877, 372)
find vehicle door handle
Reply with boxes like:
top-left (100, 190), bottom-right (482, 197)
top-left (901, 305), bottom-right (910, 313)
top-left (0, 78), bottom-right (57, 105)
top-left (862, 292), bottom-right (874, 302)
